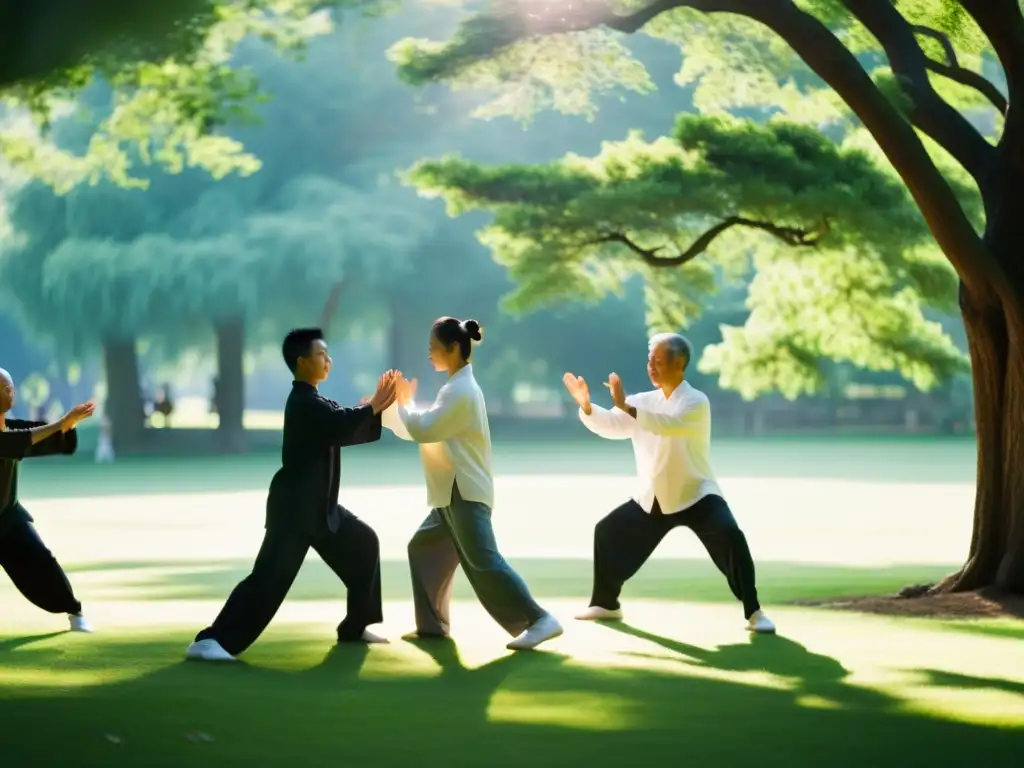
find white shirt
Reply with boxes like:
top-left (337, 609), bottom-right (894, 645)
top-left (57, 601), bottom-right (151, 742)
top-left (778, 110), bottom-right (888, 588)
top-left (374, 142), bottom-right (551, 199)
top-left (579, 381), bottom-right (722, 514)
top-left (381, 364), bottom-right (494, 509)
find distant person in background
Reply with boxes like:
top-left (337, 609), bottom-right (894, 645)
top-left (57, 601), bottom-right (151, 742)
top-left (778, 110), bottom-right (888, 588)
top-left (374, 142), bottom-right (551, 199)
top-left (94, 414), bottom-right (115, 464)
top-left (186, 329), bottom-right (398, 662)
top-left (153, 384), bottom-right (174, 428)
top-left (381, 317), bottom-right (563, 651)
top-left (0, 368), bottom-right (96, 633)
top-left (563, 333), bottom-right (775, 634)
top-left (210, 376), bottom-right (220, 415)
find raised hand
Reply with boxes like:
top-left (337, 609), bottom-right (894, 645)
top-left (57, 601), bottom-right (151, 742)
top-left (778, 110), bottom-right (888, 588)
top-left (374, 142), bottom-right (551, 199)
top-left (61, 401), bottom-right (97, 432)
top-left (605, 372), bottom-right (627, 409)
top-left (562, 372), bottom-right (591, 414)
top-left (395, 375), bottom-right (418, 407)
top-left (369, 372), bottom-right (398, 415)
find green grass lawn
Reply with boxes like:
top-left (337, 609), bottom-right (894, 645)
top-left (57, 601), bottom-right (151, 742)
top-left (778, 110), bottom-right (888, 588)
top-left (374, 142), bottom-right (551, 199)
top-left (3, 438), bottom-right (1022, 766)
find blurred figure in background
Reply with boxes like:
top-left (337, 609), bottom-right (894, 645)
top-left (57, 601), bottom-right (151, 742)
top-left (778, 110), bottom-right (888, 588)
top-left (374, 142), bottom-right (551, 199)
top-left (94, 412), bottom-right (115, 464)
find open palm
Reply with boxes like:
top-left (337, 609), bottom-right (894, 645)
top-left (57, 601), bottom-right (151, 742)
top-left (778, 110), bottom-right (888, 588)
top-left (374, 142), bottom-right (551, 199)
top-left (561, 372), bottom-right (590, 408)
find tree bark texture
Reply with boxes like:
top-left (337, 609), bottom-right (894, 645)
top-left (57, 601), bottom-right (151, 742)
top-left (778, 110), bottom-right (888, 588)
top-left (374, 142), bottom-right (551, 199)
top-left (101, 338), bottom-right (145, 452)
top-left (215, 317), bottom-right (246, 454)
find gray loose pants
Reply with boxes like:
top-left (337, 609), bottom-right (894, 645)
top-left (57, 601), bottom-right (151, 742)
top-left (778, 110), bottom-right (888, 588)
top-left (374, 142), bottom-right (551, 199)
top-left (408, 483), bottom-right (546, 637)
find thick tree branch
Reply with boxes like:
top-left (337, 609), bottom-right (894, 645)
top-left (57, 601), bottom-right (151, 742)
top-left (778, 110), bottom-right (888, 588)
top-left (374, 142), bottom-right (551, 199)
top-left (427, 0), bottom-right (1000, 294)
top-left (318, 278), bottom-right (347, 330)
top-left (959, 0), bottom-right (1024, 254)
top-left (739, 2), bottom-right (1002, 299)
top-left (911, 24), bottom-right (1008, 114)
top-left (841, 1), bottom-right (994, 187)
top-left (959, 0), bottom-right (1024, 99)
top-left (588, 215), bottom-right (828, 267)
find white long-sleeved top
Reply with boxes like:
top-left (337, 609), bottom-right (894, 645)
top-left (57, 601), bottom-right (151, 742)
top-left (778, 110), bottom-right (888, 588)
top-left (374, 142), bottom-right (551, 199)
top-left (381, 364), bottom-right (494, 509)
top-left (580, 381), bottom-right (722, 514)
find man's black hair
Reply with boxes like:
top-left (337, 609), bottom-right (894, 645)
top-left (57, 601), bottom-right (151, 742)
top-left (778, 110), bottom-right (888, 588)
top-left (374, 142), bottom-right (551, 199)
top-left (282, 328), bottom-right (324, 374)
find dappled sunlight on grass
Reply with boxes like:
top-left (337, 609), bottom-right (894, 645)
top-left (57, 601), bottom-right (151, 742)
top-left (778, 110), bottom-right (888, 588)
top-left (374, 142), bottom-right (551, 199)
top-left (487, 690), bottom-right (642, 731)
top-left (2, 599), bottom-right (1024, 765)
top-left (893, 669), bottom-right (1024, 727)
top-left (2, 452), bottom-right (1022, 765)
top-left (27, 475), bottom-right (972, 570)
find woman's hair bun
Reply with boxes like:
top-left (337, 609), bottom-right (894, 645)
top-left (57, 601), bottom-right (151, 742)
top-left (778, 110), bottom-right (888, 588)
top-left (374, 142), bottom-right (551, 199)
top-left (462, 319), bottom-right (483, 342)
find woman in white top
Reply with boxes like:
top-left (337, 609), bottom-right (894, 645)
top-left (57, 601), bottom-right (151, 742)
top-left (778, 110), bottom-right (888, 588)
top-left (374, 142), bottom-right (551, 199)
top-left (382, 317), bottom-right (562, 651)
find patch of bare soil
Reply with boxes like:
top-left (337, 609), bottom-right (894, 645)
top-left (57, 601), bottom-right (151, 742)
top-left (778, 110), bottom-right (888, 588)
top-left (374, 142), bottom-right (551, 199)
top-left (791, 586), bottom-right (1024, 620)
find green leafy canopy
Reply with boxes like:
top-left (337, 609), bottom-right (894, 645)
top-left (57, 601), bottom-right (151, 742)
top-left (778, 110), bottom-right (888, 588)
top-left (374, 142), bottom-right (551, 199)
top-left (408, 112), bottom-right (967, 398)
top-left (0, 0), bottom-right (388, 192)
top-left (392, 0), bottom-right (1004, 398)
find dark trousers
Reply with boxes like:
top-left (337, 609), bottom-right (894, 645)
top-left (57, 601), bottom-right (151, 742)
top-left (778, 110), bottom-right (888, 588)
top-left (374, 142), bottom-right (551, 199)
top-left (195, 506), bottom-right (382, 656)
top-left (590, 495), bottom-right (761, 619)
top-left (0, 517), bottom-right (82, 615)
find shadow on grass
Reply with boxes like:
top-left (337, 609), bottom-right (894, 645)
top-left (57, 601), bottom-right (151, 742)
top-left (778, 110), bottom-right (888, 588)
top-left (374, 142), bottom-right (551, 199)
top-left (0, 629), bottom-right (1021, 767)
top-left (66, 558), bottom-right (957, 605)
top-left (916, 669), bottom-right (1024, 698)
top-left (939, 621), bottom-right (1024, 641)
top-left (606, 623), bottom-right (890, 710)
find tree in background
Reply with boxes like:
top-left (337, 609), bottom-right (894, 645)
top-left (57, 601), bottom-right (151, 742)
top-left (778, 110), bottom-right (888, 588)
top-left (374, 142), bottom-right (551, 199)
top-left (0, 171), bottom-right (432, 451)
top-left (1, 6), bottom-right (693, 438)
top-left (409, 115), bottom-right (967, 398)
top-left (390, 1), bottom-right (1022, 593)
top-left (0, 0), bottom-right (385, 192)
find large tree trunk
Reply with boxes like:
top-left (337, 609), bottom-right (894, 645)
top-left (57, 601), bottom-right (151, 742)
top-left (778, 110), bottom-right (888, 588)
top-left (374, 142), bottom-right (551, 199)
top-left (101, 338), bottom-right (146, 453)
top-left (318, 280), bottom-right (347, 332)
top-left (937, 211), bottom-right (1024, 594)
top-left (215, 317), bottom-right (246, 454)
top-left (386, 298), bottom-right (427, 384)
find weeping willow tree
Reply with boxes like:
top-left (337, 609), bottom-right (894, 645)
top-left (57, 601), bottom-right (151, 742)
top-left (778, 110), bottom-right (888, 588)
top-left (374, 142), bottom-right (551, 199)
top-left (0, 174), bottom-right (427, 451)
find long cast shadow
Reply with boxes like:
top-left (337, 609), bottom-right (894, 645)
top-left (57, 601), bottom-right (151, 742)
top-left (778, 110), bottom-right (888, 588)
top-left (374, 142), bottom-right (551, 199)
top-left (1, 631), bottom-right (1023, 767)
top-left (915, 669), bottom-right (1024, 698)
top-left (0, 632), bottom-right (65, 653)
top-left (604, 622), bottom-right (893, 710)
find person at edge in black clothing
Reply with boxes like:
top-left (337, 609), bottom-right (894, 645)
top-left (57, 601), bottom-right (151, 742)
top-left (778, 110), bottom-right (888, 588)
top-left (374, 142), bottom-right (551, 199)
top-left (0, 368), bottom-right (96, 633)
top-left (186, 328), bottom-right (398, 662)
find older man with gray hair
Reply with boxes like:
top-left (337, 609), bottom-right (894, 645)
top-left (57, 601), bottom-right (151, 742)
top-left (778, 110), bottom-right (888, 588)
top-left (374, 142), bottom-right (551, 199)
top-left (562, 333), bottom-right (774, 633)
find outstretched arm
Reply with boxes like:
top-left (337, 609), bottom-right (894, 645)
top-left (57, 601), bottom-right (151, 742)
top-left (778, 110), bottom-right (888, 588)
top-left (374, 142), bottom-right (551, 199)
top-left (381, 404), bottom-right (414, 441)
top-left (301, 397), bottom-right (382, 448)
top-left (397, 386), bottom-right (473, 444)
top-left (4, 419), bottom-right (79, 457)
top-left (0, 419), bottom-right (67, 460)
top-left (578, 404), bottom-right (636, 440)
top-left (627, 396), bottom-right (709, 438)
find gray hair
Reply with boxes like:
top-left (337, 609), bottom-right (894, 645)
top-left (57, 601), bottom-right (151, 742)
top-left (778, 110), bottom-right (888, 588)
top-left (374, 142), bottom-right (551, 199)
top-left (648, 333), bottom-right (692, 369)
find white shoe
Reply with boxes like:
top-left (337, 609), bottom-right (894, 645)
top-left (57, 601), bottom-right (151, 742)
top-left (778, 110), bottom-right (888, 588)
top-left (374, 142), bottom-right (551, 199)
top-left (185, 639), bottom-right (237, 662)
top-left (747, 610), bottom-right (776, 634)
top-left (69, 614), bottom-right (94, 633)
top-left (574, 605), bottom-right (623, 622)
top-left (360, 629), bottom-right (390, 644)
top-left (506, 614), bottom-right (563, 651)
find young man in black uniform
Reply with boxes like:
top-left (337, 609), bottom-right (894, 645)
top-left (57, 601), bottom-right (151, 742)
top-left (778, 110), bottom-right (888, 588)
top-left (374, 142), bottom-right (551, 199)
top-left (187, 329), bottom-right (398, 661)
top-left (0, 368), bottom-right (96, 632)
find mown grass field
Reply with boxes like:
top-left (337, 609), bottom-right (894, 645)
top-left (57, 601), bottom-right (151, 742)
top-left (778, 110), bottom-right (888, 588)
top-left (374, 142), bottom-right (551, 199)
top-left (3, 437), bottom-right (1023, 767)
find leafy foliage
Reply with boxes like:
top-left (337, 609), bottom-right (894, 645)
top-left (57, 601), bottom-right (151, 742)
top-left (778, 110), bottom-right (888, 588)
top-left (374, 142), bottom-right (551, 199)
top-left (392, 0), bottom-right (1007, 398)
top-left (409, 112), bottom-right (966, 396)
top-left (0, 0), bottom-right (387, 191)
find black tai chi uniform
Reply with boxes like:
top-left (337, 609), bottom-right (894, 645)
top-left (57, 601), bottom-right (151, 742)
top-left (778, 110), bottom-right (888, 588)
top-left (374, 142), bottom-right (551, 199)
top-left (0, 421), bottom-right (83, 617)
top-left (195, 382), bottom-right (384, 655)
